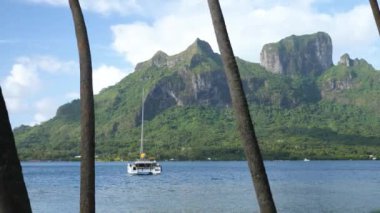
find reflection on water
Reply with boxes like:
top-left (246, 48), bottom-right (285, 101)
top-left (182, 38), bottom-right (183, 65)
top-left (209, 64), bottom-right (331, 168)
top-left (22, 161), bottom-right (380, 213)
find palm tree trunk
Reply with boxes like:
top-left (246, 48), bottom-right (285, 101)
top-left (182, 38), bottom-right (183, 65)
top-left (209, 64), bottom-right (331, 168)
top-left (370, 0), bottom-right (380, 35)
top-left (0, 87), bottom-right (32, 213)
top-left (68, 0), bottom-right (95, 212)
top-left (207, 0), bottom-right (276, 212)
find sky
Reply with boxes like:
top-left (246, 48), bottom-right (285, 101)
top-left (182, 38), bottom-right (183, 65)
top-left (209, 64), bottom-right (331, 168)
top-left (0, 0), bottom-right (379, 128)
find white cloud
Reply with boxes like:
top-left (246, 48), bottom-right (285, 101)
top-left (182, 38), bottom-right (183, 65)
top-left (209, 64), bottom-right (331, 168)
top-left (1, 55), bottom-right (77, 114)
top-left (93, 65), bottom-right (127, 94)
top-left (32, 98), bottom-right (57, 125)
top-left (111, 1), bottom-right (215, 66)
top-left (15, 56), bottom-right (77, 74)
top-left (83, 0), bottom-right (141, 16)
top-left (2, 63), bottom-right (41, 100)
top-left (110, 0), bottom-right (380, 69)
top-left (3, 97), bottom-right (28, 113)
top-left (25, 0), bottom-right (379, 68)
top-left (1, 54), bottom-right (126, 126)
top-left (26, 0), bottom-right (141, 16)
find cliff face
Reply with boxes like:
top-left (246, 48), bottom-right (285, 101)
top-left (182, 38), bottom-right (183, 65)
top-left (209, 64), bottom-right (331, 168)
top-left (318, 53), bottom-right (380, 109)
top-left (323, 54), bottom-right (356, 92)
top-left (260, 32), bottom-right (333, 76)
top-left (139, 39), bottom-right (231, 122)
top-left (13, 33), bottom-right (380, 161)
top-left (35, 33), bottom-right (377, 125)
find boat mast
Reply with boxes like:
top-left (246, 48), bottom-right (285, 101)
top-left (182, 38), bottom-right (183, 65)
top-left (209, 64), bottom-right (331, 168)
top-left (140, 88), bottom-right (144, 157)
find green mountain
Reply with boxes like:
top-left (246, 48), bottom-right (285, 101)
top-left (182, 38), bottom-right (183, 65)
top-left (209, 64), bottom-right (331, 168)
top-left (260, 32), bottom-right (333, 76)
top-left (14, 33), bottom-right (380, 161)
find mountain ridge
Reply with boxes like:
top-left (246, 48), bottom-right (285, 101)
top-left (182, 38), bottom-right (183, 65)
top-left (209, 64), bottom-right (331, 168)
top-left (14, 32), bottom-right (380, 161)
top-left (260, 32), bottom-right (333, 76)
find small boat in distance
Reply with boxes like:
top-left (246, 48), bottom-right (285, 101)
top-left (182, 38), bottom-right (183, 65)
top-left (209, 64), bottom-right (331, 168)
top-left (127, 89), bottom-right (162, 175)
top-left (127, 156), bottom-right (162, 175)
top-left (303, 158), bottom-right (310, 162)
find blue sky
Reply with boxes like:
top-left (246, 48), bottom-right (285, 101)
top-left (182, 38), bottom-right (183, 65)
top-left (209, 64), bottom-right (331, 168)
top-left (1, 0), bottom-right (379, 128)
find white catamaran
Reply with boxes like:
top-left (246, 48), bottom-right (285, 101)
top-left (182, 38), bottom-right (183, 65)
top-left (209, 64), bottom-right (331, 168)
top-left (127, 89), bottom-right (162, 175)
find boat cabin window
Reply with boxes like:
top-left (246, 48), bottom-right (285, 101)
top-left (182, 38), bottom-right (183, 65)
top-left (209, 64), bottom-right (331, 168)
top-left (136, 163), bottom-right (157, 168)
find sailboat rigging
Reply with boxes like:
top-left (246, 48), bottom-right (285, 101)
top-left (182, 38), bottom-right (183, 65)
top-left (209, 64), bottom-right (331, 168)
top-left (127, 88), bottom-right (162, 175)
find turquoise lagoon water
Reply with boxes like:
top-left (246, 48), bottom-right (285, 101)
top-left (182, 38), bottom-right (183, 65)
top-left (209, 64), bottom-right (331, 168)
top-left (22, 161), bottom-right (380, 213)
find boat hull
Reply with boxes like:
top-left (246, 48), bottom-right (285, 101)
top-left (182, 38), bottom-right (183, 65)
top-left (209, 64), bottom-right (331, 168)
top-left (127, 161), bottom-right (162, 175)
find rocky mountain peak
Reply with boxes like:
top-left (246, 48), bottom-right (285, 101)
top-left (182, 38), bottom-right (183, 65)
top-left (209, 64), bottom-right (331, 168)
top-left (135, 50), bottom-right (168, 70)
top-left (260, 32), bottom-right (333, 76)
top-left (338, 53), bottom-right (353, 67)
top-left (151, 50), bottom-right (168, 67)
top-left (338, 53), bottom-right (370, 68)
top-left (135, 39), bottom-right (216, 71)
top-left (165, 38), bottom-right (218, 69)
top-left (185, 38), bottom-right (215, 56)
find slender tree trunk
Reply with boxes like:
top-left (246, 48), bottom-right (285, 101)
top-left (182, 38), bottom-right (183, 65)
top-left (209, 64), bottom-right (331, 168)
top-left (370, 0), bottom-right (380, 35)
top-left (0, 87), bottom-right (32, 213)
top-left (207, 0), bottom-right (276, 212)
top-left (68, 0), bottom-right (95, 212)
